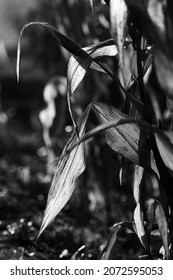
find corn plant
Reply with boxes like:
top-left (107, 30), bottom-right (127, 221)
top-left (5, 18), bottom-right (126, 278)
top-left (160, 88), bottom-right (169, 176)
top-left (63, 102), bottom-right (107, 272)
top-left (17, 0), bottom-right (173, 259)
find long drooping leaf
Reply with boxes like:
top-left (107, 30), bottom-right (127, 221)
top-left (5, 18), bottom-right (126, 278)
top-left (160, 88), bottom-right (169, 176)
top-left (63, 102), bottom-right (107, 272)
top-left (17, 22), bottom-right (85, 82)
top-left (92, 102), bottom-right (156, 171)
top-left (38, 106), bottom-right (91, 237)
top-left (16, 21), bottom-right (118, 130)
top-left (67, 39), bottom-right (118, 129)
top-left (110, 0), bottom-right (128, 65)
top-left (17, 22), bottom-right (145, 122)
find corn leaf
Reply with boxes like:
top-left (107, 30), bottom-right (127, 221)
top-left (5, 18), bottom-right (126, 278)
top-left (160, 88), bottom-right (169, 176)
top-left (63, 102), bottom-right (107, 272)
top-left (38, 106), bottom-right (90, 237)
top-left (67, 40), bottom-right (117, 128)
top-left (54, 108), bottom-right (158, 178)
top-left (132, 165), bottom-right (144, 204)
top-left (110, 0), bottom-right (128, 65)
top-left (146, 198), bottom-right (170, 259)
top-left (67, 39), bottom-right (118, 96)
top-left (17, 21), bottom-right (118, 129)
top-left (155, 201), bottom-right (170, 259)
top-left (17, 22), bottom-right (144, 122)
top-left (92, 102), bottom-right (156, 171)
top-left (17, 22), bottom-right (85, 82)
top-left (134, 203), bottom-right (149, 252)
top-left (101, 223), bottom-right (122, 259)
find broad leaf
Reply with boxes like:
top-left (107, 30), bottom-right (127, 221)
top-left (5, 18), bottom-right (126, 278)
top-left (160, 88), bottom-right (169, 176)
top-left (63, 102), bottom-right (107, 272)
top-left (110, 0), bottom-right (128, 65)
top-left (92, 102), bottom-right (156, 171)
top-left (38, 106), bottom-right (90, 237)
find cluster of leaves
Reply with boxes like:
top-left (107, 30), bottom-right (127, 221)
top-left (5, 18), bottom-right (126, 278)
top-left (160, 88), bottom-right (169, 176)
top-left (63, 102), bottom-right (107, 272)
top-left (17, 0), bottom-right (173, 259)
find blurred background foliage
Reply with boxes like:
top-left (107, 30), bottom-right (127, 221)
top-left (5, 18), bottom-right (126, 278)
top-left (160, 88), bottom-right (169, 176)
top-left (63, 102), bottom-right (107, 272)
top-left (0, 0), bottom-right (141, 259)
